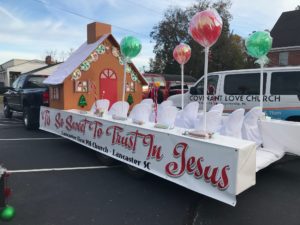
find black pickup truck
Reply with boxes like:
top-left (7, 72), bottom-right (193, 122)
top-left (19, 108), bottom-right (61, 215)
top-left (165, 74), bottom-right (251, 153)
top-left (3, 74), bottom-right (49, 129)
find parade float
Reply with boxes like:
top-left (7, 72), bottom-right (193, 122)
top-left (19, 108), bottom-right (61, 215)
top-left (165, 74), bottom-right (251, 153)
top-left (39, 10), bottom-right (300, 206)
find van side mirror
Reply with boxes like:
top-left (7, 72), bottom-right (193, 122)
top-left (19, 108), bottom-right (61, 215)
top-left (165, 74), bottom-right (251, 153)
top-left (189, 87), bottom-right (197, 95)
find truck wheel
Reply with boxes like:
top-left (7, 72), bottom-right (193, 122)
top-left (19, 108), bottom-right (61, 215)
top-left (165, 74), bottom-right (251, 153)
top-left (286, 116), bottom-right (300, 122)
top-left (123, 164), bottom-right (146, 179)
top-left (3, 104), bottom-right (13, 118)
top-left (96, 153), bottom-right (117, 166)
top-left (23, 107), bottom-right (38, 130)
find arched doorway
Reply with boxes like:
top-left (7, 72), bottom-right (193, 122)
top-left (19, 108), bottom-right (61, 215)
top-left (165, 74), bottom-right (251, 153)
top-left (99, 69), bottom-right (118, 106)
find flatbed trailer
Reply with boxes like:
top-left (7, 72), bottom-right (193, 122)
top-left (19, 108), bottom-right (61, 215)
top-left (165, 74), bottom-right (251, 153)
top-left (39, 106), bottom-right (300, 206)
top-left (39, 106), bottom-right (259, 206)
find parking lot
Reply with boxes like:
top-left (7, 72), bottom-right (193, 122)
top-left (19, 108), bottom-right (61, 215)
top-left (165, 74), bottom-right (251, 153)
top-left (1, 102), bottom-right (300, 225)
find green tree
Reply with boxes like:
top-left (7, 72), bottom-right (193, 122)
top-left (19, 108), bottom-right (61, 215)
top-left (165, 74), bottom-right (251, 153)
top-left (149, 0), bottom-right (255, 79)
top-left (127, 94), bottom-right (134, 105)
top-left (78, 95), bottom-right (87, 108)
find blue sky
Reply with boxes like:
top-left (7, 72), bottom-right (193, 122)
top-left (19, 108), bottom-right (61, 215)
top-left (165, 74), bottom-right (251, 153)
top-left (0, 0), bottom-right (299, 70)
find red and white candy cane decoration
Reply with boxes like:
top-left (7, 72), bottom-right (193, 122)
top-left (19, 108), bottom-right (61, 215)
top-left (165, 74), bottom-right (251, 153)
top-left (90, 80), bottom-right (98, 108)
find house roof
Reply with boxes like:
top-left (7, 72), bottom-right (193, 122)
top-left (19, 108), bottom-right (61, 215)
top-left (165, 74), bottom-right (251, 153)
top-left (24, 63), bottom-right (61, 76)
top-left (144, 73), bottom-right (197, 83)
top-left (44, 34), bottom-right (147, 85)
top-left (271, 10), bottom-right (300, 48)
top-left (162, 74), bottom-right (197, 83)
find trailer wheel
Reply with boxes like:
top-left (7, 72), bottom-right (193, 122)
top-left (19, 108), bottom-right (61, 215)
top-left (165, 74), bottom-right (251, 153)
top-left (123, 164), bottom-right (146, 179)
top-left (96, 153), bottom-right (117, 166)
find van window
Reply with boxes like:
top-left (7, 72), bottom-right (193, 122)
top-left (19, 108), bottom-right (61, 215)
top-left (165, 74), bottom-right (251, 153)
top-left (224, 73), bottom-right (266, 95)
top-left (194, 75), bottom-right (218, 95)
top-left (271, 71), bottom-right (300, 95)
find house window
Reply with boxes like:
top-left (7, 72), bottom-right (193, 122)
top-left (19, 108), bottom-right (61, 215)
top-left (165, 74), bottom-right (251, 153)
top-left (52, 87), bottom-right (60, 100)
top-left (75, 80), bottom-right (88, 92)
top-left (126, 81), bottom-right (135, 92)
top-left (279, 52), bottom-right (289, 66)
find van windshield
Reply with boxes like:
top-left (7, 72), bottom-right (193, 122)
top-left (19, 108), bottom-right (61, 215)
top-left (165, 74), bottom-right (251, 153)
top-left (194, 75), bottom-right (219, 95)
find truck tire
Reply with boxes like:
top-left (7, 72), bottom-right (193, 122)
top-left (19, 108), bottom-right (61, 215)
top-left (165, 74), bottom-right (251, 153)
top-left (286, 116), bottom-right (300, 122)
top-left (3, 103), bottom-right (13, 118)
top-left (123, 164), bottom-right (146, 179)
top-left (23, 107), bottom-right (38, 130)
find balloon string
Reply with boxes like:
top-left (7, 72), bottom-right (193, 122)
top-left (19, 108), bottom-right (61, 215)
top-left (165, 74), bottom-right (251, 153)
top-left (203, 47), bottom-right (209, 133)
top-left (90, 80), bottom-right (97, 109)
top-left (260, 63), bottom-right (264, 110)
top-left (154, 87), bottom-right (158, 123)
top-left (122, 61), bottom-right (127, 116)
top-left (181, 64), bottom-right (184, 110)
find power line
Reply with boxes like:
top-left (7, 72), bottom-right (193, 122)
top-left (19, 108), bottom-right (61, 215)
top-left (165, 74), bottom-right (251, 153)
top-left (32, 0), bottom-right (150, 38)
top-left (125, 0), bottom-right (163, 15)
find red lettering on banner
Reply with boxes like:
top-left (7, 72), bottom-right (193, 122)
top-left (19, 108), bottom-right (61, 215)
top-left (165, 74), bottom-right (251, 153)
top-left (165, 142), bottom-right (230, 190)
top-left (55, 113), bottom-right (64, 128)
top-left (88, 121), bottom-right (103, 139)
top-left (65, 115), bottom-right (90, 135)
top-left (106, 126), bottom-right (163, 161)
top-left (41, 110), bottom-right (50, 126)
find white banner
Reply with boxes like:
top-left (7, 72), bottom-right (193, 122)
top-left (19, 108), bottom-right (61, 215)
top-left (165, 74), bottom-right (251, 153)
top-left (40, 107), bottom-right (256, 206)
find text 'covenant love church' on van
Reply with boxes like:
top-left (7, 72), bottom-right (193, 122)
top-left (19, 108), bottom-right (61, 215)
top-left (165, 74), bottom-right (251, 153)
top-left (168, 66), bottom-right (300, 121)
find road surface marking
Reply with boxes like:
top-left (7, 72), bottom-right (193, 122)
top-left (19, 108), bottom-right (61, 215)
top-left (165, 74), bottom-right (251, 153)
top-left (8, 166), bottom-right (118, 173)
top-left (0, 137), bottom-right (63, 141)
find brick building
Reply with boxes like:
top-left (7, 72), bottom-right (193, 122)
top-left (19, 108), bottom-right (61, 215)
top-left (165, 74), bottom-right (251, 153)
top-left (268, 10), bottom-right (300, 67)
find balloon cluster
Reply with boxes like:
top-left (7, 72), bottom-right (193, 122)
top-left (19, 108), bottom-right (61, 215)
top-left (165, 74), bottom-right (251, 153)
top-left (245, 31), bottom-right (272, 65)
top-left (245, 31), bottom-right (272, 110)
top-left (173, 43), bottom-right (191, 65)
top-left (120, 36), bottom-right (142, 104)
top-left (185, 9), bottom-right (223, 133)
top-left (120, 36), bottom-right (142, 60)
top-left (189, 9), bottom-right (223, 48)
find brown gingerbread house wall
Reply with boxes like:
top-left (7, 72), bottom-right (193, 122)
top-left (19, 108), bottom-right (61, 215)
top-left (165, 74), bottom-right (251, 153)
top-left (49, 38), bottom-right (143, 111)
top-left (49, 85), bottom-right (64, 109)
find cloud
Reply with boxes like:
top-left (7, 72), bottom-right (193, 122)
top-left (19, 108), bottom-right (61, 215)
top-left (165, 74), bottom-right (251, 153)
top-left (2, 0), bottom-right (298, 71)
top-left (0, 50), bottom-right (38, 63)
top-left (230, 0), bottom-right (300, 37)
top-left (0, 4), bottom-right (85, 61)
top-left (0, 6), bottom-right (22, 24)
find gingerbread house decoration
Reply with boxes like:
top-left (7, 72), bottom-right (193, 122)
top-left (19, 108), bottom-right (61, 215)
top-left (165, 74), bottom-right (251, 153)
top-left (44, 22), bottom-right (148, 110)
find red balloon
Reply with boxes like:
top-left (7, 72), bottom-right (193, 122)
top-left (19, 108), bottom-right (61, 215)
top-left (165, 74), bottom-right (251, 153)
top-left (173, 43), bottom-right (191, 65)
top-left (189, 9), bottom-right (223, 48)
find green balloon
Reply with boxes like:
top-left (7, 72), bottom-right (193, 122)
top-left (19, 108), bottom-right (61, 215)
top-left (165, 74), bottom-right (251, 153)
top-left (245, 31), bottom-right (272, 59)
top-left (0, 205), bottom-right (15, 221)
top-left (120, 36), bottom-right (142, 59)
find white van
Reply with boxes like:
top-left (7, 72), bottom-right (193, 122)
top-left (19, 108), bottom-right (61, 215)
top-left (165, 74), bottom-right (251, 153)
top-left (168, 66), bottom-right (300, 121)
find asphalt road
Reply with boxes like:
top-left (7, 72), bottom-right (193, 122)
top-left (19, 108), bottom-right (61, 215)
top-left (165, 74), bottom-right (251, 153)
top-left (0, 104), bottom-right (300, 225)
